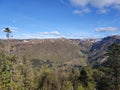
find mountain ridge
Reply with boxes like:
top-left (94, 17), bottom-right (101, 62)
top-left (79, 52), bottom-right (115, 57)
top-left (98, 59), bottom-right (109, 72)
top-left (1, 35), bottom-right (120, 67)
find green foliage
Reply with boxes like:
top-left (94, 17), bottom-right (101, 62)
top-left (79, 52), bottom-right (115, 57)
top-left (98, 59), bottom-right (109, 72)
top-left (69, 68), bottom-right (80, 89)
top-left (80, 67), bottom-right (89, 87)
top-left (87, 82), bottom-right (95, 90)
top-left (0, 50), bottom-right (11, 90)
top-left (61, 80), bottom-right (72, 90)
top-left (96, 76), bottom-right (113, 90)
top-left (76, 66), bottom-right (95, 90)
top-left (77, 84), bottom-right (85, 90)
top-left (95, 43), bottom-right (120, 90)
top-left (105, 43), bottom-right (120, 90)
top-left (38, 66), bottom-right (60, 90)
top-left (93, 69), bottom-right (104, 82)
top-left (0, 42), bottom-right (112, 90)
top-left (1, 35), bottom-right (120, 90)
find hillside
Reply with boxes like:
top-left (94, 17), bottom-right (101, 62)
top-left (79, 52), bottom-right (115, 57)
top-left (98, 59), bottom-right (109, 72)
top-left (1, 35), bottom-right (120, 68)
top-left (88, 35), bottom-right (120, 66)
top-left (1, 35), bottom-right (120, 90)
top-left (0, 38), bottom-right (87, 68)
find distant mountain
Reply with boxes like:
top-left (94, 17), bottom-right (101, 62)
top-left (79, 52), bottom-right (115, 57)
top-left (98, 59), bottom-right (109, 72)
top-left (71, 39), bottom-right (97, 53)
top-left (0, 38), bottom-right (87, 68)
top-left (1, 35), bottom-right (120, 68)
top-left (88, 35), bottom-right (120, 66)
top-left (90, 35), bottom-right (120, 52)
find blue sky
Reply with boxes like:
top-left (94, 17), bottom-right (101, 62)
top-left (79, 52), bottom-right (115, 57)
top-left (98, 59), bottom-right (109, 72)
top-left (0, 0), bottom-right (120, 39)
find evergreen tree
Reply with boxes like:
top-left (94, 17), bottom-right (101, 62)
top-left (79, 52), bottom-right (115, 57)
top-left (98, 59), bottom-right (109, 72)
top-left (78, 67), bottom-right (95, 90)
top-left (106, 43), bottom-right (120, 90)
top-left (97, 43), bottom-right (120, 90)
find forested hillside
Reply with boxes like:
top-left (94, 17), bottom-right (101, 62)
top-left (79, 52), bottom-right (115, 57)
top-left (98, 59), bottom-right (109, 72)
top-left (0, 31), bottom-right (120, 90)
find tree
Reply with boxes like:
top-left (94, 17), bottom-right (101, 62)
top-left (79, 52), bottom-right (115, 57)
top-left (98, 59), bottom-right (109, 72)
top-left (96, 76), bottom-right (113, 90)
top-left (0, 45), bottom-right (18, 90)
top-left (0, 29), bottom-right (22, 90)
top-left (4, 27), bottom-right (12, 54)
top-left (20, 55), bottom-right (35, 90)
top-left (106, 43), bottom-right (120, 90)
top-left (78, 67), bottom-right (95, 90)
top-left (4, 28), bottom-right (12, 39)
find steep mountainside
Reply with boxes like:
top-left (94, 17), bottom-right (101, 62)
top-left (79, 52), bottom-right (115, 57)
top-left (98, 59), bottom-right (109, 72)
top-left (71, 39), bottom-right (97, 54)
top-left (88, 35), bottom-right (120, 66)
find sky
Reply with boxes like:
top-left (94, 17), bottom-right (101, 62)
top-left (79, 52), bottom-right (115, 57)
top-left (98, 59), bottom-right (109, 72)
top-left (0, 0), bottom-right (120, 39)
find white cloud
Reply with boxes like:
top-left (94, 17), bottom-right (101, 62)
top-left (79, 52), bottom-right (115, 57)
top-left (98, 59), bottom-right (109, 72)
top-left (90, 0), bottom-right (115, 9)
top-left (9, 27), bottom-right (18, 32)
top-left (69, 0), bottom-right (120, 14)
top-left (69, 0), bottom-right (90, 7)
top-left (95, 27), bottom-right (119, 32)
top-left (69, 0), bottom-right (120, 8)
top-left (22, 31), bottom-right (62, 39)
top-left (73, 8), bottom-right (91, 15)
top-left (99, 9), bottom-right (108, 14)
top-left (39, 31), bottom-right (60, 35)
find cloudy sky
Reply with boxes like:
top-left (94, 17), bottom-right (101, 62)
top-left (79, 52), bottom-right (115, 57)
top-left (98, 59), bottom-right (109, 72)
top-left (0, 0), bottom-right (120, 39)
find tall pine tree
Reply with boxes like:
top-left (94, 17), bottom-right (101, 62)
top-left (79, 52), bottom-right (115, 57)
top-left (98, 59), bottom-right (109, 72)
top-left (106, 43), bottom-right (120, 90)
